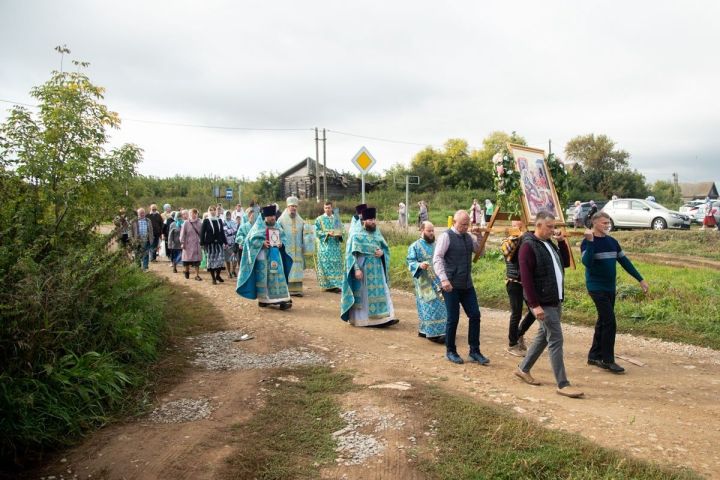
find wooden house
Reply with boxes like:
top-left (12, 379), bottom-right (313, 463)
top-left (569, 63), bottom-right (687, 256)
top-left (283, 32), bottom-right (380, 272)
top-left (280, 158), bottom-right (361, 200)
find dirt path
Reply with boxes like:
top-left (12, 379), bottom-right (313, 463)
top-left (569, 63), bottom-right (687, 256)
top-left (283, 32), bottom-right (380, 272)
top-left (37, 260), bottom-right (720, 479)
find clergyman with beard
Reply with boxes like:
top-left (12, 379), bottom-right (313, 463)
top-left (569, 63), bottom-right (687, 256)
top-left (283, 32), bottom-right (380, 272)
top-left (406, 221), bottom-right (448, 343)
top-left (340, 207), bottom-right (399, 327)
top-left (236, 204), bottom-right (294, 310)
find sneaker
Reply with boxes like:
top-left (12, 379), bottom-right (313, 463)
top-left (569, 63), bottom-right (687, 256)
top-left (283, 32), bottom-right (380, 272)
top-left (556, 386), bottom-right (584, 398)
top-left (506, 344), bottom-right (526, 357)
top-left (517, 336), bottom-right (527, 351)
top-left (468, 351), bottom-right (490, 365)
top-left (446, 351), bottom-right (464, 364)
top-left (514, 369), bottom-right (541, 386)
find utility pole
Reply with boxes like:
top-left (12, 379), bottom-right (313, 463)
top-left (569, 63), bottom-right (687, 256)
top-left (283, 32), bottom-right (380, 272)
top-left (548, 139), bottom-right (552, 155)
top-left (314, 128), bottom-right (320, 202)
top-left (322, 128), bottom-right (327, 201)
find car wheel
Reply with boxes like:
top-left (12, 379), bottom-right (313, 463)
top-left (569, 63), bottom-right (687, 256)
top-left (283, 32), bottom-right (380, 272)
top-left (652, 217), bottom-right (667, 230)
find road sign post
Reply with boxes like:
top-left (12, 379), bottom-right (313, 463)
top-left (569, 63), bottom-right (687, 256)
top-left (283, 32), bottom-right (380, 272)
top-left (351, 146), bottom-right (377, 204)
top-left (225, 188), bottom-right (233, 201)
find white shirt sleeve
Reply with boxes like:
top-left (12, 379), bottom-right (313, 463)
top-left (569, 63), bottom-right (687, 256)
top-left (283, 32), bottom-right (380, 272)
top-left (432, 231), bottom-right (451, 282)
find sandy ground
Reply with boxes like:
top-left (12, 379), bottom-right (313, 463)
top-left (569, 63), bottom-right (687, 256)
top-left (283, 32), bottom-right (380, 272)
top-left (33, 259), bottom-right (720, 480)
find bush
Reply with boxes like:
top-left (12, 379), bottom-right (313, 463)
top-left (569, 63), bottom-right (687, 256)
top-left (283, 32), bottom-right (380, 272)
top-left (0, 238), bottom-right (166, 464)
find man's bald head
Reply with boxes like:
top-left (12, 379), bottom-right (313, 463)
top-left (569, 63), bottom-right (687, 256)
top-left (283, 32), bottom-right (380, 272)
top-left (453, 210), bottom-right (471, 234)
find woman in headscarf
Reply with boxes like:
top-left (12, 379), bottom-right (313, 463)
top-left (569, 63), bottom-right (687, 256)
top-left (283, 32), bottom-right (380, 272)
top-left (200, 205), bottom-right (227, 285)
top-left (167, 210), bottom-right (185, 273)
top-left (223, 209), bottom-right (239, 278)
top-left (180, 208), bottom-right (203, 280)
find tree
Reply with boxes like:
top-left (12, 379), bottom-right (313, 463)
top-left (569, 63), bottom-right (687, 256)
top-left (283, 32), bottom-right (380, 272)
top-left (409, 138), bottom-right (494, 191)
top-left (564, 133), bottom-right (644, 199)
top-left (0, 53), bottom-right (142, 254)
top-left (650, 180), bottom-right (682, 208)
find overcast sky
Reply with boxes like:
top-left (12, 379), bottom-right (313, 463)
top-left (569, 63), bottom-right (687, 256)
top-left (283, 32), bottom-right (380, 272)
top-left (1, 0), bottom-right (718, 187)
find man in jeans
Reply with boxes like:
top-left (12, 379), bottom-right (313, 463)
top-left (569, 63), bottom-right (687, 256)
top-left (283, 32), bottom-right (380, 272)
top-left (130, 208), bottom-right (154, 271)
top-left (513, 211), bottom-right (583, 398)
top-left (581, 211), bottom-right (648, 373)
top-left (433, 210), bottom-right (489, 365)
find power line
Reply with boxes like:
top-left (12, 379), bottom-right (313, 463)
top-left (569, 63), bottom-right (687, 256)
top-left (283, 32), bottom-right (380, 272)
top-left (327, 129), bottom-right (431, 147)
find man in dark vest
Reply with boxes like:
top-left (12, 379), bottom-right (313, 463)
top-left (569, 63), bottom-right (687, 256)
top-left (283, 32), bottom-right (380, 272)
top-left (432, 210), bottom-right (489, 365)
top-left (513, 211), bottom-right (584, 398)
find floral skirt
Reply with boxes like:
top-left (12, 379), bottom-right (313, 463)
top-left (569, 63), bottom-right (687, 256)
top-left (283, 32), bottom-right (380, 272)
top-left (205, 244), bottom-right (225, 270)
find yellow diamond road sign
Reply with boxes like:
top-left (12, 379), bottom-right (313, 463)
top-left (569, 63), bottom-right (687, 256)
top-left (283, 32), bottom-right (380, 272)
top-left (351, 146), bottom-right (376, 174)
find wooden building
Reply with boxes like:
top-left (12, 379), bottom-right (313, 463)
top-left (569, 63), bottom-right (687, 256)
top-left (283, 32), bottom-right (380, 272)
top-left (280, 158), bottom-right (361, 200)
top-left (678, 181), bottom-right (718, 201)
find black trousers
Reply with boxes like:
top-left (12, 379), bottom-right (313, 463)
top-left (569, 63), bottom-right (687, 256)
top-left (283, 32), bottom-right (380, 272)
top-left (506, 281), bottom-right (535, 346)
top-left (588, 290), bottom-right (617, 363)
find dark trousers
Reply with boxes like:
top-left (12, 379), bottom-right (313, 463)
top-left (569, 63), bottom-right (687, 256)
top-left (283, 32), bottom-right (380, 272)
top-left (442, 286), bottom-right (481, 354)
top-left (506, 281), bottom-right (536, 346)
top-left (588, 290), bottom-right (617, 363)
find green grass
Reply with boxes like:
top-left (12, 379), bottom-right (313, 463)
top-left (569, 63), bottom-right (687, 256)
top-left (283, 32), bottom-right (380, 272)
top-left (221, 367), bottom-right (355, 480)
top-left (389, 244), bottom-right (720, 350)
top-left (604, 230), bottom-right (720, 261)
top-left (416, 385), bottom-right (699, 480)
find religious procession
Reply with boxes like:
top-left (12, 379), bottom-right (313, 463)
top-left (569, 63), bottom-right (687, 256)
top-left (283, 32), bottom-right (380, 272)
top-left (123, 185), bottom-right (653, 403)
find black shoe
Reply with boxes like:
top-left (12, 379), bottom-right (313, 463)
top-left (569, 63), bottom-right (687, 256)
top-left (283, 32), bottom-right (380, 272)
top-left (468, 350), bottom-right (490, 365)
top-left (587, 358), bottom-right (603, 367)
top-left (428, 335), bottom-right (446, 344)
top-left (601, 361), bottom-right (625, 374)
top-left (279, 301), bottom-right (292, 310)
top-left (368, 318), bottom-right (399, 328)
top-left (184, 271), bottom-right (190, 279)
top-left (418, 332), bottom-right (426, 338)
top-left (259, 302), bottom-right (269, 308)
top-left (446, 351), bottom-right (464, 364)
top-left (216, 276), bottom-right (224, 283)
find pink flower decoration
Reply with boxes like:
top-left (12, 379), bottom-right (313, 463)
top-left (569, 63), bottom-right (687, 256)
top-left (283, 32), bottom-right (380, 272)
top-left (496, 165), bottom-right (505, 175)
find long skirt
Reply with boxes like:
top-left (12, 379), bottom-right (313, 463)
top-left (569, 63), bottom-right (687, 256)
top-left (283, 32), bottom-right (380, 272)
top-left (205, 244), bottom-right (225, 270)
top-left (224, 244), bottom-right (238, 263)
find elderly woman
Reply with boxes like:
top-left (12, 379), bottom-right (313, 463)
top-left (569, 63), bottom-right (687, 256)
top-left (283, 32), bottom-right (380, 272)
top-left (223, 209), bottom-right (239, 278)
top-left (180, 208), bottom-right (203, 280)
top-left (201, 205), bottom-right (227, 285)
top-left (167, 210), bottom-right (186, 273)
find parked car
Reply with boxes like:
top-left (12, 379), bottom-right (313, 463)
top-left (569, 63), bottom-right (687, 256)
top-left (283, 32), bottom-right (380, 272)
top-left (601, 199), bottom-right (691, 230)
top-left (564, 201), bottom-right (607, 226)
top-left (679, 200), bottom-right (705, 214)
top-left (694, 200), bottom-right (720, 225)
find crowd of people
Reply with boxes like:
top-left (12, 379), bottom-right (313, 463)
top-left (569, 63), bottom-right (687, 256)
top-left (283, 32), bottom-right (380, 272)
top-left (117, 199), bottom-right (650, 400)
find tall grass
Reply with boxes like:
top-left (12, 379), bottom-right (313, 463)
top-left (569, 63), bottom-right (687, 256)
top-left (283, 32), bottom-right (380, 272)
top-left (0, 237), bottom-right (167, 465)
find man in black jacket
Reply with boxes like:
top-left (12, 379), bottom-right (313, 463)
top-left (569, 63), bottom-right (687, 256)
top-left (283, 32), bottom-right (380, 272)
top-left (513, 211), bottom-right (583, 398)
top-left (147, 203), bottom-right (165, 262)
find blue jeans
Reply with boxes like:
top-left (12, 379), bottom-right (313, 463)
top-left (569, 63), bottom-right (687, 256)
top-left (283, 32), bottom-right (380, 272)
top-left (135, 240), bottom-right (152, 270)
top-left (442, 286), bottom-right (481, 353)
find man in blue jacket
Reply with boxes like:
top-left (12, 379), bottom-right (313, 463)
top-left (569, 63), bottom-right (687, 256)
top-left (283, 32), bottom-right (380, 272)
top-left (581, 211), bottom-right (649, 374)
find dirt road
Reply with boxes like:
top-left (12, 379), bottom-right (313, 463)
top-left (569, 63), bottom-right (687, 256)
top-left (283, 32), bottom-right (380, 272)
top-left (37, 261), bottom-right (720, 479)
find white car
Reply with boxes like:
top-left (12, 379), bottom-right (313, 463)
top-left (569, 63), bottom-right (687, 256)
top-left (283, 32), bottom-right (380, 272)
top-left (601, 199), bottom-right (691, 230)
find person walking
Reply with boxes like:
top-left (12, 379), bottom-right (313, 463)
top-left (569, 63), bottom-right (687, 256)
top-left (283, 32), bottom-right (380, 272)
top-left (129, 207), bottom-right (154, 271)
top-left (572, 200), bottom-right (584, 228)
top-left (113, 208), bottom-right (130, 248)
top-left (484, 199), bottom-right (494, 223)
top-left (584, 201), bottom-right (598, 229)
top-left (469, 199), bottom-right (482, 227)
top-left (223, 209), bottom-right (239, 278)
top-left (340, 207), bottom-right (398, 327)
top-left (314, 201), bottom-right (345, 292)
top-left (180, 208), bottom-right (203, 281)
top-left (147, 204), bottom-right (164, 262)
top-left (501, 231), bottom-right (535, 357)
top-left (432, 210), bottom-right (489, 365)
top-left (398, 202), bottom-right (407, 228)
top-left (200, 205), bottom-right (227, 285)
top-left (513, 211), bottom-right (583, 398)
top-left (407, 221), bottom-right (447, 343)
top-left (582, 211), bottom-right (649, 373)
top-left (166, 211), bottom-right (184, 273)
